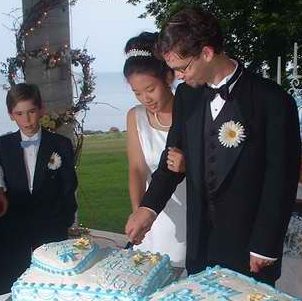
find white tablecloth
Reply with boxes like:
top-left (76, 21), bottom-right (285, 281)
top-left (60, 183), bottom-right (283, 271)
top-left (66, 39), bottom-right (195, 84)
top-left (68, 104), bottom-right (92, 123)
top-left (276, 256), bottom-right (302, 298)
top-left (276, 214), bottom-right (302, 298)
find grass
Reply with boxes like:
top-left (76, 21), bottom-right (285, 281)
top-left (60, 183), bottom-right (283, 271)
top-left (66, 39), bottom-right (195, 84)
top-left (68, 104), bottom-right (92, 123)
top-left (77, 132), bottom-right (131, 233)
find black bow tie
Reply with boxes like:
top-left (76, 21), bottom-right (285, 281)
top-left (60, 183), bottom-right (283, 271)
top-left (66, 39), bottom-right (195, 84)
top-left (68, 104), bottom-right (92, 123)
top-left (205, 62), bottom-right (242, 102)
top-left (205, 84), bottom-right (230, 101)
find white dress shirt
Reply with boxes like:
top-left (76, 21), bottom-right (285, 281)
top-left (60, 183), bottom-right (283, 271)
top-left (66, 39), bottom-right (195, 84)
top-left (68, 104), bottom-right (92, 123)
top-left (21, 129), bottom-right (42, 193)
top-left (209, 60), bottom-right (240, 120)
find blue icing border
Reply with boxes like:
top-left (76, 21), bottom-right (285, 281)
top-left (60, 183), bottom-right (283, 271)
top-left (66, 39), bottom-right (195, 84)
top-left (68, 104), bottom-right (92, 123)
top-left (12, 280), bottom-right (146, 301)
top-left (31, 242), bottom-right (100, 275)
top-left (12, 249), bottom-right (173, 301)
top-left (198, 266), bottom-right (301, 301)
top-left (149, 266), bottom-right (300, 301)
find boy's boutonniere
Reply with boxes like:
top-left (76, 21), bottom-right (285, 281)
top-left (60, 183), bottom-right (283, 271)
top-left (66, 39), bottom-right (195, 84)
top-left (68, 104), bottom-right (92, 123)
top-left (218, 120), bottom-right (246, 148)
top-left (48, 152), bottom-right (62, 170)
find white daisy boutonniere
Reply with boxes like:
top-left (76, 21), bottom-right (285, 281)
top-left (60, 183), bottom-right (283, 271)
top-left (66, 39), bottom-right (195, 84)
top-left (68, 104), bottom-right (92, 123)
top-left (218, 120), bottom-right (246, 148)
top-left (48, 152), bottom-right (62, 170)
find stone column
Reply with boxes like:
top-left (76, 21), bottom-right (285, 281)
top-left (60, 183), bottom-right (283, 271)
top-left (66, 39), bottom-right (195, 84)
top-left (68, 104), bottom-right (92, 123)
top-left (22, 0), bottom-right (73, 139)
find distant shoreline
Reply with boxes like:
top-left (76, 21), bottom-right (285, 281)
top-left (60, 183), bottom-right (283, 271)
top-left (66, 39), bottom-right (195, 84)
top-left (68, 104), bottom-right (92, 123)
top-left (0, 72), bottom-right (135, 135)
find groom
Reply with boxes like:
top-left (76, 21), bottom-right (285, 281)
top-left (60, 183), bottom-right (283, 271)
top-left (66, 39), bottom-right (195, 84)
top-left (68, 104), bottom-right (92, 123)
top-left (126, 7), bottom-right (301, 285)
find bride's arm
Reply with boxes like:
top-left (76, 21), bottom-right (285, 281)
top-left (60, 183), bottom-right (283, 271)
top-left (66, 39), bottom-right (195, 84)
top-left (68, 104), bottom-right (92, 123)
top-left (127, 108), bottom-right (149, 212)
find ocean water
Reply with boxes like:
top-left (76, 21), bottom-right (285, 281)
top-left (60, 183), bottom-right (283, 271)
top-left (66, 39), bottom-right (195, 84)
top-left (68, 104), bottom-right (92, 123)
top-left (0, 72), bottom-right (138, 135)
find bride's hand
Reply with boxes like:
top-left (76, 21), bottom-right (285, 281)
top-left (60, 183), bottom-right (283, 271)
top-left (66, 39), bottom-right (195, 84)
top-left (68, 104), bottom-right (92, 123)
top-left (167, 147), bottom-right (186, 173)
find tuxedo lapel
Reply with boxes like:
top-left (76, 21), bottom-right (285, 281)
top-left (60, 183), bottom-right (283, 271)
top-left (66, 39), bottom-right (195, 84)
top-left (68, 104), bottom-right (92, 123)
top-left (231, 71), bottom-right (254, 124)
top-left (33, 130), bottom-right (53, 192)
top-left (9, 131), bottom-right (29, 191)
top-left (208, 70), bottom-right (253, 194)
top-left (212, 125), bottom-right (245, 193)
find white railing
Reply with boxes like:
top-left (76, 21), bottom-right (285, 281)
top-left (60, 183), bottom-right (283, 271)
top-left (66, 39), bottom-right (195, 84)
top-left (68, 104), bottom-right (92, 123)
top-left (285, 43), bottom-right (302, 138)
top-left (288, 43), bottom-right (302, 100)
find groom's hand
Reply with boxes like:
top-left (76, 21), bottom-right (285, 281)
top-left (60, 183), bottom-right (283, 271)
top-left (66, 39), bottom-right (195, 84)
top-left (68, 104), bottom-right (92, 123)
top-left (125, 207), bottom-right (157, 244)
top-left (250, 255), bottom-right (274, 273)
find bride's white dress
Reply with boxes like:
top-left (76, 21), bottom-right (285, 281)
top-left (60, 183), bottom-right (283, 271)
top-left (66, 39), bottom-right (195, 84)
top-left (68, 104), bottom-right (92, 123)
top-left (133, 105), bottom-right (187, 268)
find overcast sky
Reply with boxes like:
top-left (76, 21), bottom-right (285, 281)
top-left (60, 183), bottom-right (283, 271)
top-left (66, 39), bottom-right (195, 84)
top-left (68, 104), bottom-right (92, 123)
top-left (0, 0), bottom-right (156, 73)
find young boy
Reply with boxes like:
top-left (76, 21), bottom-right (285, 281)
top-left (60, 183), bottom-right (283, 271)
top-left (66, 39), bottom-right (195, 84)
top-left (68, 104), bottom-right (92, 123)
top-left (0, 83), bottom-right (78, 293)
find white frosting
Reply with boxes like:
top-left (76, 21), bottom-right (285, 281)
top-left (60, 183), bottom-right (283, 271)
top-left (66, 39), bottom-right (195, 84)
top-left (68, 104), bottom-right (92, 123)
top-left (31, 239), bottom-right (100, 275)
top-left (12, 242), bottom-right (173, 301)
top-left (149, 266), bottom-right (299, 301)
top-left (96, 249), bottom-right (172, 296)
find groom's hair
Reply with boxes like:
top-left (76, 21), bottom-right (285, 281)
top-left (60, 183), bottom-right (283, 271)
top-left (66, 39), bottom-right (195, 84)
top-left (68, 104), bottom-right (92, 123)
top-left (157, 7), bottom-right (224, 58)
top-left (6, 83), bottom-right (43, 113)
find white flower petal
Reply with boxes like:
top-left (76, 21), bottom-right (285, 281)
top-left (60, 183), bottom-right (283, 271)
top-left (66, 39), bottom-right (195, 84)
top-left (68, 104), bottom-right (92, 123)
top-left (218, 120), bottom-right (246, 148)
top-left (48, 152), bottom-right (62, 170)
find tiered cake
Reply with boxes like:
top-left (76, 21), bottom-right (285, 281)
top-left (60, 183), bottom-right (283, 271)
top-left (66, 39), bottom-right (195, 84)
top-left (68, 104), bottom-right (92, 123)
top-left (11, 238), bottom-right (173, 301)
top-left (148, 266), bottom-right (300, 301)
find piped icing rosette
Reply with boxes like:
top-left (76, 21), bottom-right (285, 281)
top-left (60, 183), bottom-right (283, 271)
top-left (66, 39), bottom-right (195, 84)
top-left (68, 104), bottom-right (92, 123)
top-left (31, 238), bottom-right (100, 275)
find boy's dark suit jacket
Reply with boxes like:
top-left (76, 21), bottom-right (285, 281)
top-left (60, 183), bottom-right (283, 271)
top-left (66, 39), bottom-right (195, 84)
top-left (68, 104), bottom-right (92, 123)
top-left (0, 128), bottom-right (77, 293)
top-left (141, 69), bottom-right (301, 281)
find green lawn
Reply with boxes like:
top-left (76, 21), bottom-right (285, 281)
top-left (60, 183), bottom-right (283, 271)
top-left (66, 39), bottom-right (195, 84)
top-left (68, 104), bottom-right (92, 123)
top-left (77, 132), bottom-right (131, 233)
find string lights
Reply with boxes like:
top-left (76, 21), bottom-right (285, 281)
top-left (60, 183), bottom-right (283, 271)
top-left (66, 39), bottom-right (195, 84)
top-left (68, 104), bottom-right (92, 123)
top-left (0, 0), bottom-right (95, 166)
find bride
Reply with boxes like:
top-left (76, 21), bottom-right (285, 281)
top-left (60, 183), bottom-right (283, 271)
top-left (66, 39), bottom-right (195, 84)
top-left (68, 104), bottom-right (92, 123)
top-left (123, 32), bottom-right (187, 268)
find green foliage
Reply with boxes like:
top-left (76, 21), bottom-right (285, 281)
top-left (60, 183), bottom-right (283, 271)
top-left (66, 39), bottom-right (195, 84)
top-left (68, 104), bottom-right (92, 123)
top-left (77, 133), bottom-right (131, 233)
top-left (127, 0), bottom-right (302, 77)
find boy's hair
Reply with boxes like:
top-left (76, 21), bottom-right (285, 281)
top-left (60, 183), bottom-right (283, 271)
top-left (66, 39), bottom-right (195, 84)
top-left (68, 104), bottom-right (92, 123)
top-left (6, 83), bottom-right (43, 113)
top-left (157, 7), bottom-right (224, 58)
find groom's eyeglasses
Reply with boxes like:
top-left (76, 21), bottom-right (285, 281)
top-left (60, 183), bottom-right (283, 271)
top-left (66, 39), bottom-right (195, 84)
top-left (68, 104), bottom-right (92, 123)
top-left (173, 57), bottom-right (195, 73)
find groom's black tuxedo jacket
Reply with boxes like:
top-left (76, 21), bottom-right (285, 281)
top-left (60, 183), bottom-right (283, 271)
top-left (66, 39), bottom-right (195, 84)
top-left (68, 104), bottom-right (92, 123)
top-left (142, 69), bottom-right (301, 280)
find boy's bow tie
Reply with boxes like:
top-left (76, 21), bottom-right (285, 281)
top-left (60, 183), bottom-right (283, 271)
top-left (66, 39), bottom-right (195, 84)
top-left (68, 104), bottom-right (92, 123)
top-left (20, 139), bottom-right (40, 148)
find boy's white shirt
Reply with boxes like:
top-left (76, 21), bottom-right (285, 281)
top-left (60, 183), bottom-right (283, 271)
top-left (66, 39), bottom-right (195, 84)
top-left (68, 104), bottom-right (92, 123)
top-left (20, 128), bottom-right (42, 193)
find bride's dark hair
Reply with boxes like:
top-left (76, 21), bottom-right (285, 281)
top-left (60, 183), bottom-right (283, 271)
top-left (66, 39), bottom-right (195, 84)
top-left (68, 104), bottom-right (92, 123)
top-left (123, 32), bottom-right (173, 81)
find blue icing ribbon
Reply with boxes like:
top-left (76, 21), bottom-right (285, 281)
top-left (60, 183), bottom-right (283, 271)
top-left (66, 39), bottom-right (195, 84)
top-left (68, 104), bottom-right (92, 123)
top-left (197, 278), bottom-right (241, 298)
top-left (57, 246), bottom-right (78, 263)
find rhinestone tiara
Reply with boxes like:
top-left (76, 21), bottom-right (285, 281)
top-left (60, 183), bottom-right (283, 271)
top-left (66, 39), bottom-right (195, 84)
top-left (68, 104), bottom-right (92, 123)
top-left (126, 49), bottom-right (152, 59)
